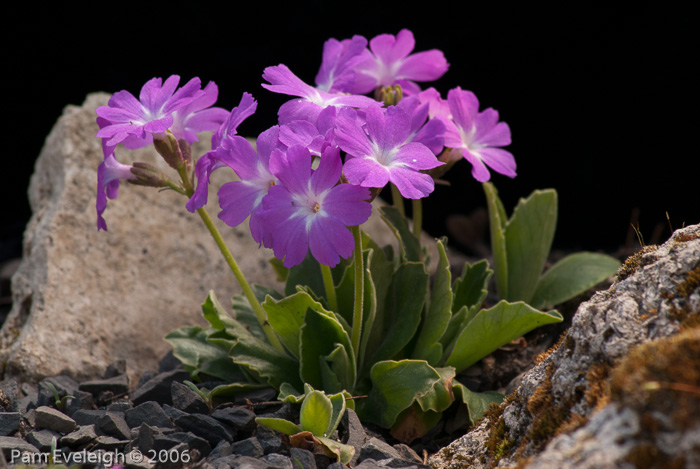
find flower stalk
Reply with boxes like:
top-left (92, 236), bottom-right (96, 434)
top-left (350, 225), bottom-right (364, 357)
top-left (320, 263), bottom-right (339, 312)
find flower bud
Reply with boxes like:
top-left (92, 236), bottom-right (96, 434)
top-left (129, 162), bottom-right (170, 188)
top-left (153, 132), bottom-right (187, 170)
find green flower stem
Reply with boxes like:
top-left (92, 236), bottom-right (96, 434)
top-left (195, 206), bottom-right (285, 352)
top-left (177, 162), bottom-right (283, 353)
top-left (390, 184), bottom-right (405, 217)
top-left (412, 198), bottom-right (423, 238)
top-left (320, 263), bottom-right (339, 312)
top-left (350, 225), bottom-right (364, 357)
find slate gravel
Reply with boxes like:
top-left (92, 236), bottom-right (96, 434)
top-left (0, 359), bottom-right (431, 468)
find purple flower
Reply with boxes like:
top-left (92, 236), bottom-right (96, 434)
top-left (352, 29), bottom-right (449, 95)
top-left (216, 128), bottom-right (282, 247)
top-left (95, 75), bottom-right (205, 151)
top-left (96, 152), bottom-right (136, 231)
top-left (441, 87), bottom-right (516, 182)
top-left (315, 35), bottom-right (371, 93)
top-left (259, 145), bottom-right (371, 268)
top-left (396, 96), bottom-right (445, 156)
top-left (170, 81), bottom-right (229, 144)
top-left (187, 93), bottom-right (258, 212)
top-left (262, 64), bottom-right (380, 124)
top-left (335, 106), bottom-right (444, 199)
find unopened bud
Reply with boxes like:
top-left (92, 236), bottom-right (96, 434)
top-left (376, 85), bottom-right (403, 106)
top-left (153, 132), bottom-right (186, 170)
top-left (129, 162), bottom-right (170, 188)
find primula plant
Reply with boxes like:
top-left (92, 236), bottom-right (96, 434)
top-left (95, 29), bottom-right (620, 445)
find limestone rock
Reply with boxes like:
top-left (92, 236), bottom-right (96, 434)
top-left (0, 93), bottom-right (460, 386)
top-left (430, 224), bottom-right (700, 468)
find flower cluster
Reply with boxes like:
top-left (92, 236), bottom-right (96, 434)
top-left (95, 29), bottom-right (516, 267)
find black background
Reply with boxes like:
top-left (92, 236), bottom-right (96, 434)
top-left (2, 2), bottom-right (695, 262)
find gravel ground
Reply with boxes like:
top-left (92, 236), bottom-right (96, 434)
top-left (0, 355), bottom-right (436, 469)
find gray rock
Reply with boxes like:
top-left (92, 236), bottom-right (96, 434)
top-left (359, 437), bottom-right (400, 462)
top-left (99, 412), bottom-right (131, 440)
top-left (0, 412), bottom-right (20, 436)
top-left (71, 409), bottom-right (108, 427)
top-left (430, 224), bottom-right (700, 468)
top-left (171, 381), bottom-right (210, 414)
top-left (261, 452), bottom-right (293, 468)
top-left (0, 380), bottom-right (19, 412)
top-left (341, 408), bottom-right (367, 465)
top-left (229, 436), bottom-right (264, 458)
top-left (211, 406), bottom-right (257, 433)
top-left (0, 436), bottom-right (40, 462)
top-left (79, 374), bottom-right (130, 397)
top-left (289, 447), bottom-right (316, 469)
top-left (174, 413), bottom-right (233, 446)
top-left (26, 428), bottom-right (61, 451)
top-left (228, 455), bottom-right (271, 468)
top-left (131, 370), bottom-right (190, 406)
top-left (125, 401), bottom-right (173, 429)
top-left (59, 424), bottom-right (99, 447)
top-left (34, 405), bottom-right (77, 433)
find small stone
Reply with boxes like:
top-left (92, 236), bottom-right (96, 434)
top-left (159, 350), bottom-right (183, 373)
top-left (229, 455), bottom-right (272, 468)
top-left (103, 359), bottom-right (127, 378)
top-left (166, 432), bottom-right (212, 458)
top-left (0, 436), bottom-right (40, 461)
top-left (131, 370), bottom-right (191, 406)
top-left (79, 374), bottom-right (130, 397)
top-left (354, 460), bottom-right (383, 469)
top-left (393, 443), bottom-right (424, 464)
top-left (207, 440), bottom-right (232, 460)
top-left (171, 381), bottom-right (210, 414)
top-left (0, 380), bottom-right (19, 412)
top-left (59, 424), bottom-right (99, 447)
top-left (0, 412), bottom-right (21, 436)
top-left (326, 463), bottom-right (346, 469)
top-left (137, 423), bottom-right (161, 453)
top-left (125, 401), bottom-right (173, 429)
top-left (26, 429), bottom-right (61, 451)
top-left (174, 414), bottom-right (233, 446)
top-left (233, 387), bottom-right (278, 405)
top-left (341, 408), bottom-right (367, 465)
top-left (229, 437), bottom-right (264, 458)
top-left (211, 406), bottom-right (257, 433)
top-left (106, 400), bottom-right (133, 412)
top-left (71, 409), bottom-right (107, 427)
top-left (162, 403), bottom-right (188, 421)
top-left (289, 447), bottom-right (317, 469)
top-left (262, 453), bottom-right (293, 468)
top-left (93, 435), bottom-right (129, 451)
top-left (359, 437), bottom-right (400, 462)
top-left (34, 405), bottom-right (77, 434)
top-left (99, 412), bottom-right (131, 440)
top-left (125, 448), bottom-right (156, 469)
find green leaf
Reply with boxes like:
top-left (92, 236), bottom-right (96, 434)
top-left (263, 291), bottom-right (331, 359)
top-left (208, 382), bottom-right (270, 400)
top-left (322, 343), bottom-right (355, 396)
top-left (444, 300), bottom-right (563, 372)
top-left (483, 182), bottom-right (509, 299)
top-left (299, 309), bottom-right (356, 393)
top-left (202, 291), bottom-right (237, 330)
top-left (503, 188), bottom-right (558, 303)
top-left (452, 260), bottom-right (492, 316)
top-left (316, 436), bottom-right (356, 464)
top-left (412, 239), bottom-right (453, 365)
top-left (255, 417), bottom-right (302, 436)
top-left (439, 305), bottom-right (468, 363)
top-left (360, 360), bottom-right (441, 428)
top-left (379, 206), bottom-right (422, 263)
top-left (285, 251), bottom-right (349, 300)
top-left (232, 285), bottom-right (283, 342)
top-left (530, 252), bottom-right (621, 310)
top-left (453, 381), bottom-right (503, 425)
top-left (300, 390), bottom-right (334, 436)
top-left (165, 326), bottom-right (247, 382)
top-left (327, 391), bottom-right (349, 435)
top-left (360, 263), bottom-right (428, 378)
top-left (208, 329), bottom-right (302, 391)
top-left (269, 257), bottom-right (289, 282)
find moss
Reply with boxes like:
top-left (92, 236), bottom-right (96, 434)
top-left (676, 265), bottom-right (700, 298)
top-left (584, 362), bottom-right (611, 411)
top-left (610, 328), bottom-right (700, 431)
top-left (624, 442), bottom-right (686, 469)
top-left (483, 394), bottom-right (520, 466)
top-left (672, 231), bottom-right (700, 244)
top-left (534, 330), bottom-right (568, 366)
top-left (616, 245), bottom-right (659, 281)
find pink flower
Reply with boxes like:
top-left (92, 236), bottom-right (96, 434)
top-left (441, 87), bottom-right (516, 182)
top-left (259, 145), bottom-right (371, 267)
top-left (352, 29), bottom-right (449, 95)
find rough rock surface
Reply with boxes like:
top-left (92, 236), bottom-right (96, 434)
top-left (430, 224), bottom-right (700, 468)
top-left (0, 93), bottom-right (455, 386)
